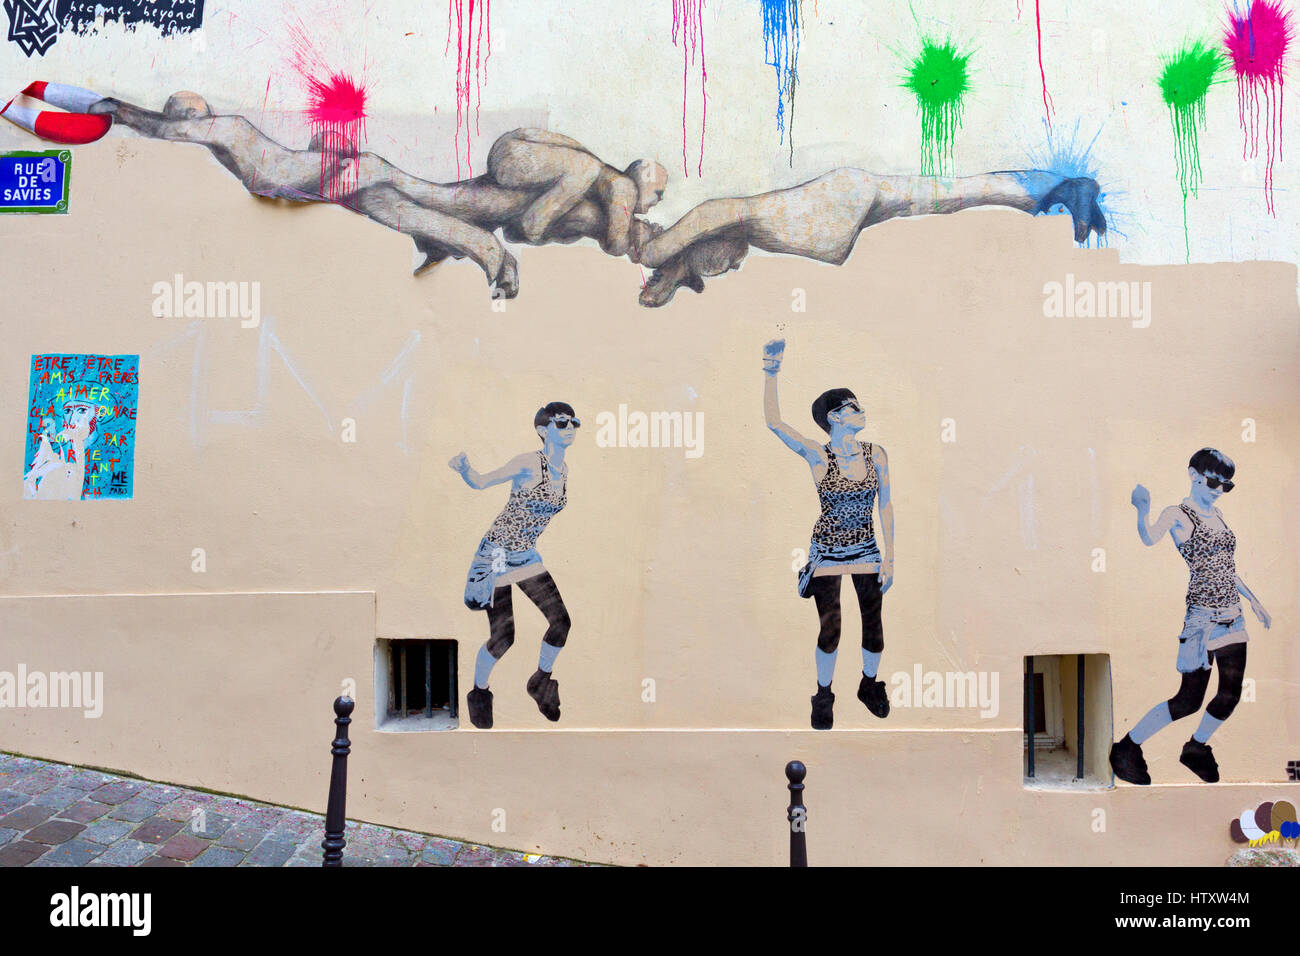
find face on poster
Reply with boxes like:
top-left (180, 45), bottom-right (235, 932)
top-left (23, 352), bottom-right (139, 501)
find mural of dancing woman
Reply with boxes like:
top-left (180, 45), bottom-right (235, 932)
top-left (450, 403), bottom-right (580, 728)
top-left (763, 340), bottom-right (895, 730)
top-left (1110, 448), bottom-right (1273, 784)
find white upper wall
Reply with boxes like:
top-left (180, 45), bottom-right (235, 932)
top-left (0, 1), bottom-right (1295, 270)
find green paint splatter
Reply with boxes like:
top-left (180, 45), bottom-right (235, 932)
top-left (1158, 41), bottom-right (1223, 260)
top-left (903, 37), bottom-right (972, 177)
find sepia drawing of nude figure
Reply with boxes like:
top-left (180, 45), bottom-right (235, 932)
top-left (79, 90), bottom-right (668, 299)
top-left (636, 169), bottom-right (1108, 306)
top-left (5, 83), bottom-right (1107, 307)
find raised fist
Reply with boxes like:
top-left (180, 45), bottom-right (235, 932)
top-left (762, 338), bottom-right (786, 375)
top-left (1131, 484), bottom-right (1150, 510)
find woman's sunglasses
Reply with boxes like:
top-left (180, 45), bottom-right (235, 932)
top-left (550, 416), bottom-right (581, 430)
top-left (834, 400), bottom-right (862, 416)
top-left (1205, 474), bottom-right (1234, 492)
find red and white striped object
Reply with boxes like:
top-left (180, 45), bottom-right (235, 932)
top-left (1, 82), bottom-right (112, 145)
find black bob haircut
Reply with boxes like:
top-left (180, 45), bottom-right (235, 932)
top-left (534, 401), bottom-right (577, 431)
top-left (811, 388), bottom-right (859, 434)
top-left (1188, 447), bottom-right (1235, 480)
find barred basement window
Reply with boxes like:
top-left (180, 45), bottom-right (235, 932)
top-left (1023, 653), bottom-right (1113, 789)
top-left (375, 639), bottom-right (458, 731)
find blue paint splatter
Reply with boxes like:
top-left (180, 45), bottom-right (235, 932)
top-left (761, 0), bottom-right (803, 162)
top-left (1019, 118), bottom-right (1125, 248)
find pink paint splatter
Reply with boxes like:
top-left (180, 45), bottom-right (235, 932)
top-left (305, 73), bottom-right (369, 202)
top-left (672, 0), bottom-right (708, 177)
top-left (1035, 1), bottom-right (1054, 133)
top-left (446, 0), bottom-right (492, 178)
top-left (1224, 0), bottom-right (1293, 215)
top-left (286, 20), bottom-right (369, 202)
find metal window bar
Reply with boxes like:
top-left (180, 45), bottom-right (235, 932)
top-left (390, 640), bottom-right (458, 720)
top-left (1025, 656), bottom-right (1035, 778)
top-left (1075, 653), bottom-right (1085, 780)
top-left (424, 642), bottom-right (433, 718)
top-left (397, 642), bottom-right (406, 716)
top-left (448, 646), bottom-right (459, 720)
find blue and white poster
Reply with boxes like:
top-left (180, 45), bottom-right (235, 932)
top-left (24, 353), bottom-right (139, 500)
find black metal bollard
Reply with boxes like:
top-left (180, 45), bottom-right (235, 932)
top-left (785, 761), bottom-right (807, 868)
top-left (321, 696), bottom-right (354, 867)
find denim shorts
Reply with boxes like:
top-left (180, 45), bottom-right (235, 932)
top-left (1176, 604), bottom-right (1246, 673)
top-left (797, 539), bottom-right (881, 598)
top-left (463, 537), bottom-right (543, 611)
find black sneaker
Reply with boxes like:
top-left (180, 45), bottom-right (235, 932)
top-left (810, 685), bottom-right (835, 730)
top-left (856, 674), bottom-right (891, 719)
top-left (466, 687), bottom-right (494, 729)
top-left (1108, 733), bottom-right (1151, 785)
top-left (526, 669), bottom-right (561, 722)
top-left (1180, 738), bottom-right (1220, 783)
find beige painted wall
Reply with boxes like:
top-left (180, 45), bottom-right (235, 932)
top-left (1, 139), bottom-right (1297, 863)
top-left (0, 591), bottom-right (1292, 866)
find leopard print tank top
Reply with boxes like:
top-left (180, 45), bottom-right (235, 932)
top-left (810, 441), bottom-right (877, 549)
top-left (485, 451), bottom-right (567, 551)
top-left (1177, 504), bottom-right (1237, 608)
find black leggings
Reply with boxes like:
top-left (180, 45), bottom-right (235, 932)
top-left (484, 571), bottom-right (571, 659)
top-left (1167, 643), bottom-right (1247, 722)
top-left (809, 573), bottom-right (883, 654)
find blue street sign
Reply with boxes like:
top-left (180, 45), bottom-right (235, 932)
top-left (0, 149), bottom-right (70, 214)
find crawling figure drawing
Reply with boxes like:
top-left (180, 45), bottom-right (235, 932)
top-left (2, 82), bottom-right (667, 300)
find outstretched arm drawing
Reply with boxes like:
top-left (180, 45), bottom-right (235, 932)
top-left (639, 168), bottom-right (1108, 306)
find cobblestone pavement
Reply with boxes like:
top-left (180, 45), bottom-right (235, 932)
top-left (0, 753), bottom-right (591, 867)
